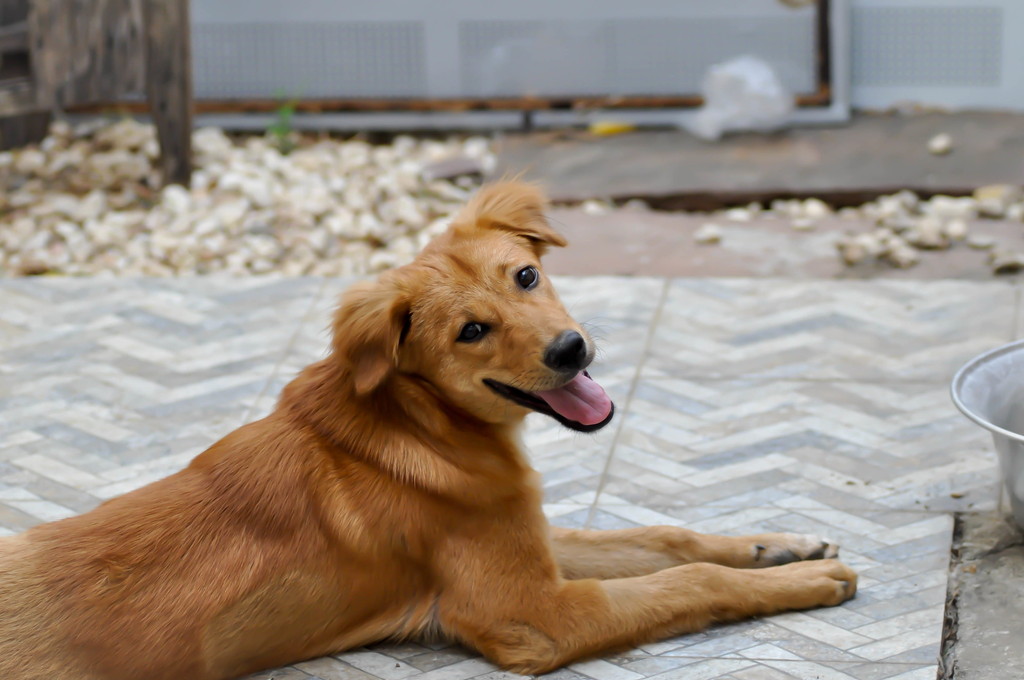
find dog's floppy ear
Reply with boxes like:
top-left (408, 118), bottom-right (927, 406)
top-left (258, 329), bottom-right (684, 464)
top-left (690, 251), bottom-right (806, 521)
top-left (458, 181), bottom-right (568, 253)
top-left (331, 273), bottom-right (412, 395)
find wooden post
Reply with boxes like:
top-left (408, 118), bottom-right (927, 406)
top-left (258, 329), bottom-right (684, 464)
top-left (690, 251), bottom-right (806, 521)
top-left (143, 0), bottom-right (192, 186)
top-left (0, 110), bottom-right (48, 149)
top-left (0, 0), bottom-right (49, 149)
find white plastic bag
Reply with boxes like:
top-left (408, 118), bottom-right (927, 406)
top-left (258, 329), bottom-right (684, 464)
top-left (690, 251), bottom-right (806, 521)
top-left (685, 56), bottom-right (795, 141)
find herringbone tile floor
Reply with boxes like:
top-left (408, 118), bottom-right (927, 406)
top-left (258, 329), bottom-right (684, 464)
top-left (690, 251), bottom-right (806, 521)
top-left (0, 276), bottom-right (1008, 680)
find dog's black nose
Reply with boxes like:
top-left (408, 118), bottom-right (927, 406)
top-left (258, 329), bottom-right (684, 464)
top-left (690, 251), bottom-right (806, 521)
top-left (544, 330), bottom-right (588, 372)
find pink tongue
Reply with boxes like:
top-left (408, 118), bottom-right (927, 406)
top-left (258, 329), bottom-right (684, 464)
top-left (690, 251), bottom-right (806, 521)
top-left (535, 373), bottom-right (613, 426)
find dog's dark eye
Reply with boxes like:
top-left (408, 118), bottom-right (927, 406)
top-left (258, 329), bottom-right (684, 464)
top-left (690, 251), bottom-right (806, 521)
top-left (516, 266), bottom-right (539, 290)
top-left (457, 322), bottom-right (489, 343)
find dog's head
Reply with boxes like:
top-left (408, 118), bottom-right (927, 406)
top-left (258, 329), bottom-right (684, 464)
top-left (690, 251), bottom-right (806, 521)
top-left (331, 181), bottom-right (614, 433)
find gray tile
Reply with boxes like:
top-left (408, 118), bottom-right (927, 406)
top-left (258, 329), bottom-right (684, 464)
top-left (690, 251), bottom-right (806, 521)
top-left (585, 506), bottom-right (949, 667)
top-left (599, 378), bottom-right (998, 513)
top-left (0, 278), bottom-right (320, 512)
top-left (645, 279), bottom-right (1015, 382)
top-left (0, 277), bottom-right (960, 680)
top-left (726, 660), bottom-right (936, 680)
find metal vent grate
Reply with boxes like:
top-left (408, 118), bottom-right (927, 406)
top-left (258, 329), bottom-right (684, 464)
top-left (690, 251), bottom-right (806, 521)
top-left (852, 6), bottom-right (1002, 86)
top-left (186, 0), bottom-right (849, 127)
top-left (459, 14), bottom-right (817, 99)
top-left (459, 20), bottom-right (612, 98)
top-left (193, 22), bottom-right (427, 99)
top-left (609, 16), bottom-right (817, 96)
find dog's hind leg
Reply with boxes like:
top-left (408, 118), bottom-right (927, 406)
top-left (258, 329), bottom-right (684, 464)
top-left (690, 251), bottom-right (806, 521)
top-left (550, 526), bottom-right (839, 579)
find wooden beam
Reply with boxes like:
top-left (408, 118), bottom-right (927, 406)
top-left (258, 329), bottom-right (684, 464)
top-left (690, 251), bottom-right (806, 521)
top-left (143, 0), bottom-right (191, 186)
top-left (67, 89), bottom-right (834, 117)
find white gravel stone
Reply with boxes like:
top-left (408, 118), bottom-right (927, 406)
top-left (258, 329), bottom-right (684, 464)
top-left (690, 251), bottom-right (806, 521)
top-left (770, 199), bottom-right (800, 218)
top-left (723, 207), bottom-right (752, 222)
top-left (622, 199), bottom-right (650, 211)
top-left (695, 223), bottom-right (722, 244)
top-left (836, 232), bottom-right (884, 265)
top-left (967, 235), bottom-right (997, 250)
top-left (0, 119), bottom-right (496, 277)
top-left (989, 249), bottom-right (1024, 275)
top-left (581, 199), bottom-right (612, 216)
top-left (944, 218), bottom-right (969, 241)
top-left (973, 184), bottom-right (1022, 219)
top-left (906, 216), bottom-right (950, 250)
top-left (928, 133), bottom-right (953, 155)
top-left (924, 195), bottom-right (977, 221)
top-left (801, 198), bottom-right (831, 220)
top-left (884, 244), bottom-right (920, 269)
top-left (1007, 203), bottom-right (1024, 222)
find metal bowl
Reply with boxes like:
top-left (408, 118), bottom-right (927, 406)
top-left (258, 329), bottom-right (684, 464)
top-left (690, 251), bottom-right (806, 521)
top-left (952, 339), bottom-right (1024, 529)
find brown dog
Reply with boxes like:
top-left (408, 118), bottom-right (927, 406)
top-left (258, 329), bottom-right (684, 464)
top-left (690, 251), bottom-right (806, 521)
top-left (0, 182), bottom-right (856, 680)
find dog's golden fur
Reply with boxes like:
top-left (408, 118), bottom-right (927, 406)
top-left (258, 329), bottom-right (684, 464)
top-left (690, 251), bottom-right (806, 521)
top-left (0, 182), bottom-right (856, 680)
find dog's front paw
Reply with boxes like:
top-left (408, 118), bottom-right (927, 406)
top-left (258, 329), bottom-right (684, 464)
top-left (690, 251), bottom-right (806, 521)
top-left (755, 558), bottom-right (858, 611)
top-left (750, 533), bottom-right (838, 567)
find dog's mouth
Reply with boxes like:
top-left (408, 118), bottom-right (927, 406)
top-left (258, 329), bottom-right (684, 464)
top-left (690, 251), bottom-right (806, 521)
top-left (484, 371), bottom-right (615, 432)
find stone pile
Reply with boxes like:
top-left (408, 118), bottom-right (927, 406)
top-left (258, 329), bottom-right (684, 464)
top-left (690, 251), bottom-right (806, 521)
top-left (5, 119), bottom-right (1023, 278)
top-left (696, 188), bottom-right (1024, 274)
top-left (0, 119), bottom-right (494, 277)
top-left (832, 186), bottom-right (1024, 273)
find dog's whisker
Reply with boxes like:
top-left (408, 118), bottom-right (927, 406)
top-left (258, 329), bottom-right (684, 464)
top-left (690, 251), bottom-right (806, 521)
top-left (581, 318), bottom-right (612, 337)
top-left (544, 214), bottom-right (572, 232)
top-left (581, 323), bottom-right (610, 346)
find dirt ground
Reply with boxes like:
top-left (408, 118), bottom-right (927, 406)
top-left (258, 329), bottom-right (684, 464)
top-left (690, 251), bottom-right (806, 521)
top-left (544, 206), bottom-right (1024, 280)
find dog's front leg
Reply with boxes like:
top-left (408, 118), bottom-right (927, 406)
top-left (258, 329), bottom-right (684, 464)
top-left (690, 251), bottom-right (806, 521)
top-left (551, 526), bottom-right (839, 579)
top-left (437, 534), bottom-right (856, 675)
